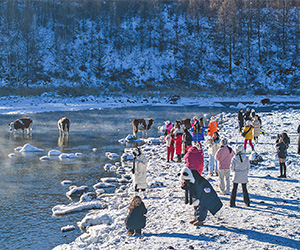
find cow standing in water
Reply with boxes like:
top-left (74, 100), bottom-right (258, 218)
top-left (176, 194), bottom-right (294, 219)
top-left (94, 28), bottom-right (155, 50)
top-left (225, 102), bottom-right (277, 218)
top-left (9, 118), bottom-right (33, 134)
top-left (58, 117), bottom-right (70, 135)
top-left (132, 118), bottom-right (154, 138)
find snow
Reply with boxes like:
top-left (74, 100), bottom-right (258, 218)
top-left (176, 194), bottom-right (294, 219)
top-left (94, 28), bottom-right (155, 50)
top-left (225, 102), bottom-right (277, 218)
top-left (53, 108), bottom-right (300, 250)
top-left (0, 94), bottom-right (299, 116)
top-left (15, 143), bottom-right (43, 152)
top-left (52, 199), bottom-right (108, 216)
top-left (61, 225), bottom-right (76, 232)
top-left (1, 95), bottom-right (300, 249)
top-left (61, 180), bottom-right (73, 186)
top-left (48, 150), bottom-right (62, 156)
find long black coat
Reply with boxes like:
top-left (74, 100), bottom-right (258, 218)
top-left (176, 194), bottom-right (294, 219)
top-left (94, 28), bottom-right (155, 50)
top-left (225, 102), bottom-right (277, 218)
top-left (238, 112), bottom-right (244, 127)
top-left (190, 170), bottom-right (223, 215)
top-left (125, 202), bottom-right (147, 230)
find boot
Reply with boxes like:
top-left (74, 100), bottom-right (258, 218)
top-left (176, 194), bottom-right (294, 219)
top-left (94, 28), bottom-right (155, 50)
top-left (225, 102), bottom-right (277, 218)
top-left (282, 163), bottom-right (287, 178)
top-left (193, 220), bottom-right (204, 226)
top-left (278, 163), bottom-right (283, 178)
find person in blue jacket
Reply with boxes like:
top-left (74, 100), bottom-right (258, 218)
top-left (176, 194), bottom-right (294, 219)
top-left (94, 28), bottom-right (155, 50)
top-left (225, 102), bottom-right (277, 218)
top-left (180, 167), bottom-right (223, 226)
top-left (125, 196), bottom-right (147, 236)
top-left (190, 120), bottom-right (205, 142)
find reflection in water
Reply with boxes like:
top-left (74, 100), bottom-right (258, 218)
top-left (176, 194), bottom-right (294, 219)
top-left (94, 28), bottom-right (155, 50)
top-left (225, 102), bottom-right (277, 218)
top-left (9, 131), bottom-right (32, 141)
top-left (58, 134), bottom-right (69, 148)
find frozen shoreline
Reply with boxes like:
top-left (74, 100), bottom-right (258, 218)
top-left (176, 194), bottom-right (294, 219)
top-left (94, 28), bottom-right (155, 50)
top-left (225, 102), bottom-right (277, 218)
top-left (51, 107), bottom-right (300, 250)
top-left (1, 94), bottom-right (300, 115)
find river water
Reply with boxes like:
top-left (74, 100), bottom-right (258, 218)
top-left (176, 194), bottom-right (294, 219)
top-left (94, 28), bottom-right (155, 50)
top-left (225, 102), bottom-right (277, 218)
top-left (0, 104), bottom-right (279, 249)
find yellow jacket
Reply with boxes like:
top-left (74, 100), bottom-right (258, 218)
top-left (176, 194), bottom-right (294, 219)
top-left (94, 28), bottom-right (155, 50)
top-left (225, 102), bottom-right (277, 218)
top-left (243, 125), bottom-right (253, 139)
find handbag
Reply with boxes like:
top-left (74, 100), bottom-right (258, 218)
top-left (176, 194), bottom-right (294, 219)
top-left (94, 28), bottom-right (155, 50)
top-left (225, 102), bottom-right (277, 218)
top-left (242, 126), bottom-right (252, 137)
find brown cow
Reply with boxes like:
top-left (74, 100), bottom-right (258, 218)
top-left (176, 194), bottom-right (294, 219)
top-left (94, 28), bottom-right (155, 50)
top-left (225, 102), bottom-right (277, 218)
top-left (58, 117), bottom-right (70, 135)
top-left (261, 98), bottom-right (270, 105)
top-left (132, 118), bottom-right (154, 138)
top-left (181, 118), bottom-right (192, 130)
top-left (9, 118), bottom-right (33, 133)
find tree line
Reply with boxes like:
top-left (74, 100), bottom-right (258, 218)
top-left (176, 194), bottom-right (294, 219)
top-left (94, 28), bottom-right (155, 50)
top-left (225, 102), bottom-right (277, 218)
top-left (0, 0), bottom-right (299, 96)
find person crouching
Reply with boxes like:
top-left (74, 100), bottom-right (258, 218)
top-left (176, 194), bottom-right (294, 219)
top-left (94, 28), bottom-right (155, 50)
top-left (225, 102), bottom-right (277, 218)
top-left (179, 167), bottom-right (222, 226)
top-left (125, 196), bottom-right (147, 236)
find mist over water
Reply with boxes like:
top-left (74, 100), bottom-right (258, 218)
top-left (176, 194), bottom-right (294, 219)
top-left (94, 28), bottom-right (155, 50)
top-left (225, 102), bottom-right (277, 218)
top-left (0, 105), bottom-right (274, 249)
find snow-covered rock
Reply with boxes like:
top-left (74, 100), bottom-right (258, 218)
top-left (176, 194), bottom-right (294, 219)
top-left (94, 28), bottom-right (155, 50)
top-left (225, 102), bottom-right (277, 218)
top-left (48, 150), bottom-right (62, 156)
top-left (17, 143), bottom-right (43, 152)
top-left (77, 212), bottom-right (113, 231)
top-left (58, 153), bottom-right (69, 160)
top-left (105, 152), bottom-right (120, 160)
top-left (66, 186), bottom-right (89, 198)
top-left (61, 180), bottom-right (72, 186)
top-left (61, 225), bottom-right (75, 232)
top-left (39, 156), bottom-right (50, 161)
top-left (80, 192), bottom-right (97, 203)
top-left (52, 199), bottom-right (107, 216)
top-left (100, 177), bottom-right (119, 183)
top-left (93, 182), bottom-right (115, 189)
top-left (8, 153), bottom-right (17, 158)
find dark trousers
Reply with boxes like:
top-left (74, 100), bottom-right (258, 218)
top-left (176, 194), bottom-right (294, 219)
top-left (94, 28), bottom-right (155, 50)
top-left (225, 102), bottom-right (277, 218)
top-left (230, 183), bottom-right (250, 207)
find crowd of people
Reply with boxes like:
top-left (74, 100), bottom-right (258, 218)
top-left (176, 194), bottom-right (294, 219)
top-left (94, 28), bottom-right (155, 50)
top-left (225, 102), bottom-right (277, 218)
top-left (125, 109), bottom-right (291, 236)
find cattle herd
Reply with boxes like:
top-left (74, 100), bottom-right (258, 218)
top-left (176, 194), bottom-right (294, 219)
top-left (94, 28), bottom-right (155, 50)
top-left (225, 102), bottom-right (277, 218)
top-left (9, 97), bottom-right (271, 137)
top-left (8, 117), bottom-right (70, 135)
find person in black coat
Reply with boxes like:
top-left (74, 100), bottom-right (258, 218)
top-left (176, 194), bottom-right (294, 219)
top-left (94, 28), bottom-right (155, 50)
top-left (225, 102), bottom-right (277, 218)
top-left (125, 196), bottom-right (147, 236)
top-left (244, 108), bottom-right (251, 121)
top-left (238, 109), bottom-right (244, 133)
top-left (180, 167), bottom-right (222, 226)
top-left (276, 133), bottom-right (290, 178)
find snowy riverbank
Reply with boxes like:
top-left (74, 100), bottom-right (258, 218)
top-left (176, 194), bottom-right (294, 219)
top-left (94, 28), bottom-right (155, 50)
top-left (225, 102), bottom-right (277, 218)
top-left (0, 94), bottom-right (300, 115)
top-left (50, 108), bottom-right (300, 250)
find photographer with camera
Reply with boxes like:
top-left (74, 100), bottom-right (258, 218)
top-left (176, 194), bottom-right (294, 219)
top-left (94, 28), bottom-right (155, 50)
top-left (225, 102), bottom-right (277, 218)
top-left (276, 133), bottom-right (290, 178)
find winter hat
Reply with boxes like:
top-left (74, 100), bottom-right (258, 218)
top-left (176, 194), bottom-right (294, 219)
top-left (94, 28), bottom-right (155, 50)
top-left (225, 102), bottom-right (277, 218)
top-left (179, 167), bottom-right (195, 184)
top-left (193, 116), bottom-right (198, 121)
top-left (165, 120), bottom-right (170, 125)
top-left (220, 138), bottom-right (228, 146)
top-left (234, 144), bottom-right (244, 154)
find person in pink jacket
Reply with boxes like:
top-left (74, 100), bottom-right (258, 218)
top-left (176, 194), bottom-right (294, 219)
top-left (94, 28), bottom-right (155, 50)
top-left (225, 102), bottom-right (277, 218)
top-left (184, 142), bottom-right (204, 174)
top-left (215, 138), bottom-right (234, 195)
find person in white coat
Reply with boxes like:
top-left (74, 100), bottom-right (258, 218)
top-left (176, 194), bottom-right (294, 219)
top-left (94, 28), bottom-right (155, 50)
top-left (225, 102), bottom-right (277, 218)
top-left (252, 115), bottom-right (261, 144)
top-left (205, 132), bottom-right (220, 176)
top-left (132, 147), bottom-right (147, 192)
top-left (229, 144), bottom-right (250, 207)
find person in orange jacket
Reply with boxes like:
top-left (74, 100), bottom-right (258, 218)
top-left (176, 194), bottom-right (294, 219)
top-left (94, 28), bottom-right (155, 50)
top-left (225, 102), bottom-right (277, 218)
top-left (207, 116), bottom-right (218, 137)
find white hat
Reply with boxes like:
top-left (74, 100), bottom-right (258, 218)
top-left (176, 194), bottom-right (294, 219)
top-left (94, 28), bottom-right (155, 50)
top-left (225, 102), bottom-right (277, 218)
top-left (234, 144), bottom-right (244, 154)
top-left (193, 116), bottom-right (198, 121)
top-left (165, 120), bottom-right (170, 125)
top-left (179, 167), bottom-right (195, 183)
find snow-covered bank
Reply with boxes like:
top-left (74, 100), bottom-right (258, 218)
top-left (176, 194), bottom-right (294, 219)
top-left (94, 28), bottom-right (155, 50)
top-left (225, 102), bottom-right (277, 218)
top-left (1, 94), bottom-right (300, 115)
top-left (53, 109), bottom-right (300, 250)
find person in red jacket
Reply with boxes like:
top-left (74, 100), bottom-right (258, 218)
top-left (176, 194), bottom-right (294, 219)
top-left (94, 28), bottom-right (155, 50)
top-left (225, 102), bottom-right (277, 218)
top-left (184, 142), bottom-right (204, 174)
top-left (172, 129), bottom-right (183, 162)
